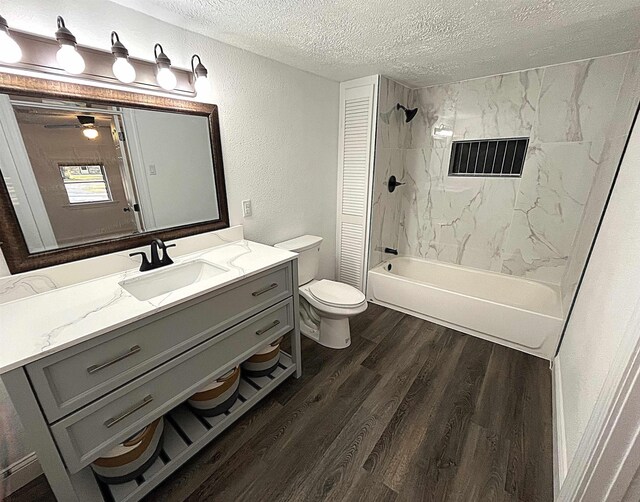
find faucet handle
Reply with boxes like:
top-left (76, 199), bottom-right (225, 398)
top-left (129, 251), bottom-right (152, 271)
top-left (160, 243), bottom-right (176, 266)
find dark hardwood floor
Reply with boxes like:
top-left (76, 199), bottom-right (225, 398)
top-left (6, 303), bottom-right (552, 502)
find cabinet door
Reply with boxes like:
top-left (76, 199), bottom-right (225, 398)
top-left (336, 76), bottom-right (378, 292)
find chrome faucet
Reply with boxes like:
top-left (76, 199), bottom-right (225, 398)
top-left (130, 238), bottom-right (176, 272)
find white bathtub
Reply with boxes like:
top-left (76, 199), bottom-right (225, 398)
top-left (367, 257), bottom-right (564, 359)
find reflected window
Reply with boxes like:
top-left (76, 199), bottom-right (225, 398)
top-left (59, 164), bottom-right (112, 204)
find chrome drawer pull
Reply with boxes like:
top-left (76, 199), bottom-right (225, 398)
top-left (87, 345), bottom-right (141, 374)
top-left (252, 283), bottom-right (278, 297)
top-left (104, 395), bottom-right (153, 428)
top-left (256, 319), bottom-right (280, 336)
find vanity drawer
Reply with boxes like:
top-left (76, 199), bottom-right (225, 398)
top-left (27, 263), bottom-right (293, 422)
top-left (50, 299), bottom-right (294, 473)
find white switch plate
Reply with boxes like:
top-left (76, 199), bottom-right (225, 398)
top-left (242, 199), bottom-right (252, 217)
top-left (148, 164), bottom-right (157, 175)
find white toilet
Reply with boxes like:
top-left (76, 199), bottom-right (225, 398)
top-left (275, 235), bottom-right (367, 349)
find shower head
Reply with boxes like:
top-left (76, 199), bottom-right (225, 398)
top-left (396, 103), bottom-right (418, 123)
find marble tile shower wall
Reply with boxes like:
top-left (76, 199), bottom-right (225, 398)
top-left (380, 51), bottom-right (640, 293)
top-left (560, 51), bottom-right (640, 310)
top-left (369, 76), bottom-right (411, 267)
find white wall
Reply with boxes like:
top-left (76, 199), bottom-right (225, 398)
top-left (556, 107), bottom-right (640, 480)
top-left (0, 0), bottom-right (339, 280)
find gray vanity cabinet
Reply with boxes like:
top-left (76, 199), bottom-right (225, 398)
top-left (26, 263), bottom-right (293, 422)
top-left (1, 258), bottom-right (302, 502)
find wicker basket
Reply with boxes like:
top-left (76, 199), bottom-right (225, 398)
top-left (241, 337), bottom-right (283, 377)
top-left (91, 417), bottom-right (164, 485)
top-left (187, 366), bottom-right (241, 416)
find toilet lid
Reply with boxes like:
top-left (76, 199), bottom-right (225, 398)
top-left (309, 280), bottom-right (366, 308)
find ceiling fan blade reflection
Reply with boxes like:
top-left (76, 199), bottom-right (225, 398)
top-left (43, 124), bottom-right (80, 129)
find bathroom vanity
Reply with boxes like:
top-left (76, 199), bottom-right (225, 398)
top-left (0, 61), bottom-right (306, 501)
top-left (0, 239), bottom-right (302, 502)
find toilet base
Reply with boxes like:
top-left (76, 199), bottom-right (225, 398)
top-left (319, 317), bottom-right (352, 349)
top-left (299, 298), bottom-right (352, 349)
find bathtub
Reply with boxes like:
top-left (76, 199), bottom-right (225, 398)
top-left (367, 257), bottom-right (564, 359)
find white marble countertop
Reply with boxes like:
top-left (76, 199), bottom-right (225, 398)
top-left (0, 240), bottom-right (296, 374)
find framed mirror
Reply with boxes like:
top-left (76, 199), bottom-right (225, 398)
top-left (0, 73), bottom-right (228, 273)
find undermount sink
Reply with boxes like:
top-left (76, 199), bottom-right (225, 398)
top-left (120, 260), bottom-right (228, 301)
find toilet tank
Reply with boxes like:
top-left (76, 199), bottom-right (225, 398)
top-left (274, 235), bottom-right (323, 286)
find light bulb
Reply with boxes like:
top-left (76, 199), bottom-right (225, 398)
top-left (56, 44), bottom-right (85, 74)
top-left (194, 74), bottom-right (210, 97)
top-left (190, 54), bottom-right (210, 99)
top-left (112, 57), bottom-right (136, 84)
top-left (82, 127), bottom-right (99, 140)
top-left (156, 67), bottom-right (176, 90)
top-left (0, 31), bottom-right (21, 63)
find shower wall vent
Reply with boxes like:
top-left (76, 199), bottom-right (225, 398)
top-left (448, 137), bottom-right (529, 177)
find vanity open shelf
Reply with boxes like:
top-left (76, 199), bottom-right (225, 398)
top-left (100, 352), bottom-right (295, 502)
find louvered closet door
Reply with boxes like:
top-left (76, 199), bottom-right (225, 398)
top-left (336, 76), bottom-right (378, 292)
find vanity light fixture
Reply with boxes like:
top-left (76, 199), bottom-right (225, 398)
top-left (432, 124), bottom-right (454, 139)
top-left (0, 23), bottom-right (201, 95)
top-left (191, 54), bottom-right (210, 97)
top-left (55, 16), bottom-right (85, 74)
top-left (154, 43), bottom-right (176, 91)
top-left (0, 15), bottom-right (22, 64)
top-left (110, 31), bottom-right (136, 84)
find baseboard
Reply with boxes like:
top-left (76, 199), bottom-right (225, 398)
top-left (552, 357), bottom-right (568, 498)
top-left (0, 453), bottom-right (42, 497)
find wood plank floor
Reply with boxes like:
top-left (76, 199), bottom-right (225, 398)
top-left (7, 303), bottom-right (552, 502)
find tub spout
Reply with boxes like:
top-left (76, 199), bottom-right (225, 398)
top-left (384, 247), bottom-right (398, 255)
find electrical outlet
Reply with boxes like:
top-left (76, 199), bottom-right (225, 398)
top-left (242, 199), bottom-right (252, 217)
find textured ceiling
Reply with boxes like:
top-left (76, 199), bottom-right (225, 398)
top-left (110, 0), bottom-right (640, 88)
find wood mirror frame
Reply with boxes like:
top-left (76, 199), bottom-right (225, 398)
top-left (0, 73), bottom-right (229, 274)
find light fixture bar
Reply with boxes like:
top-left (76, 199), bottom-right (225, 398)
top-left (1, 29), bottom-right (196, 96)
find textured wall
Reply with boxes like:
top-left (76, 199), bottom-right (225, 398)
top-left (0, 0), bottom-right (339, 480)
top-left (0, 383), bottom-right (30, 494)
top-left (368, 52), bottom-right (639, 291)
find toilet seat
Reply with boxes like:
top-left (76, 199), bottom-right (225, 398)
top-left (309, 279), bottom-right (366, 308)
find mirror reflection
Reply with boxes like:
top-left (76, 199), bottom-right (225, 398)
top-left (0, 95), bottom-right (219, 252)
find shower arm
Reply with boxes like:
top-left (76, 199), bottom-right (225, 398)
top-left (387, 175), bottom-right (405, 193)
